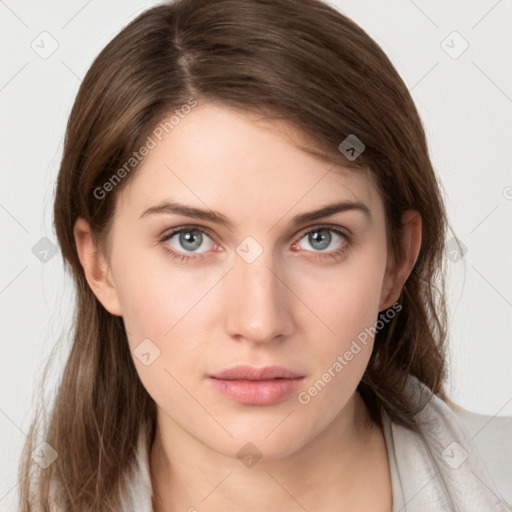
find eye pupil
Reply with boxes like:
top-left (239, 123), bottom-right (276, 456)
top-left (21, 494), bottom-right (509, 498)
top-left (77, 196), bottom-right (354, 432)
top-left (309, 229), bottom-right (331, 250)
top-left (180, 230), bottom-right (202, 251)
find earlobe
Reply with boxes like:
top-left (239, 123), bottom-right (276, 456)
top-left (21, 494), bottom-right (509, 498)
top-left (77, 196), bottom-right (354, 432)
top-left (73, 217), bottom-right (123, 316)
top-left (379, 210), bottom-right (422, 311)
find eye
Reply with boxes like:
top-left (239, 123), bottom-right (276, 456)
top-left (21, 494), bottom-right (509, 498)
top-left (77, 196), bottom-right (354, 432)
top-left (159, 226), bottom-right (216, 263)
top-left (292, 225), bottom-right (350, 262)
top-left (159, 224), bottom-right (350, 264)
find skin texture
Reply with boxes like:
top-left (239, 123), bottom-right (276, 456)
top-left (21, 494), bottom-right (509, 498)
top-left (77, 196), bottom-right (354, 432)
top-left (74, 102), bottom-right (422, 511)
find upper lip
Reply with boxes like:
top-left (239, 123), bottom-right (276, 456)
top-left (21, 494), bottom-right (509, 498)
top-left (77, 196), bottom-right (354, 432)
top-left (210, 365), bottom-right (304, 380)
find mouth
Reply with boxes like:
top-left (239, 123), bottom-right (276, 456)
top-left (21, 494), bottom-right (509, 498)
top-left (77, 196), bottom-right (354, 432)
top-left (209, 365), bottom-right (305, 405)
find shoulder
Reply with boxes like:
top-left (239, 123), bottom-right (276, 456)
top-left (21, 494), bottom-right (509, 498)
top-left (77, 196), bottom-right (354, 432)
top-left (450, 401), bottom-right (512, 507)
top-left (118, 428), bottom-right (154, 512)
top-left (382, 376), bottom-right (512, 511)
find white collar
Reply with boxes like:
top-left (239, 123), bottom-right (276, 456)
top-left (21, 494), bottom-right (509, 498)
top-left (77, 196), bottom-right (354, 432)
top-left (382, 376), bottom-right (509, 511)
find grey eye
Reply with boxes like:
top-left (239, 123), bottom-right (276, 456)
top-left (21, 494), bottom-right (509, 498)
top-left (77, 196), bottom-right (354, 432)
top-left (167, 229), bottom-right (214, 253)
top-left (298, 228), bottom-right (344, 252)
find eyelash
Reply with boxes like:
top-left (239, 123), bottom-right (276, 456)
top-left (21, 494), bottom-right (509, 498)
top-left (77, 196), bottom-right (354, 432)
top-left (159, 224), bottom-right (351, 264)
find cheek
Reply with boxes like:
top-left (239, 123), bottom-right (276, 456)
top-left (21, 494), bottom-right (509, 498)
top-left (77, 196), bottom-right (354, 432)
top-left (111, 243), bottom-right (219, 383)
top-left (310, 246), bottom-right (386, 342)
top-left (112, 253), bottom-right (212, 420)
top-left (294, 247), bottom-right (386, 408)
top-left (112, 240), bottom-right (207, 338)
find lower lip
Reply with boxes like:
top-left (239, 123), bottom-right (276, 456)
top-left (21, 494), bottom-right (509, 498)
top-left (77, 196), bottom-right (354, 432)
top-left (209, 377), bottom-right (304, 405)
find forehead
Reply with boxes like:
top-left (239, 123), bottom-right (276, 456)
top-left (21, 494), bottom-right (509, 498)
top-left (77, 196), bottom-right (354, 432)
top-left (115, 102), bottom-right (383, 226)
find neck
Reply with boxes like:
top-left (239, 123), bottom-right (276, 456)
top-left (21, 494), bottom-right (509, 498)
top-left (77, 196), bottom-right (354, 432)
top-left (150, 392), bottom-right (391, 512)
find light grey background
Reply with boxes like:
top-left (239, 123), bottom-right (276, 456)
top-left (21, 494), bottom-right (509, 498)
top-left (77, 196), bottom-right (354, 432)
top-left (1, 0), bottom-right (511, 510)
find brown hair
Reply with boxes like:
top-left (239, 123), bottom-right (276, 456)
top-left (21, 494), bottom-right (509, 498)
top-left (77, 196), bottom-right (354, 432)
top-left (18, 0), bottom-right (448, 510)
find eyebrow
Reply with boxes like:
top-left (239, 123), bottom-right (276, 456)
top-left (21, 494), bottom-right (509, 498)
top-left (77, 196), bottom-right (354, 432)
top-left (139, 199), bottom-right (371, 228)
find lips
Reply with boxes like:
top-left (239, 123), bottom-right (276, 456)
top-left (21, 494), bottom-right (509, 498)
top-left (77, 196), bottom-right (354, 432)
top-left (211, 364), bottom-right (304, 381)
top-left (209, 365), bottom-right (305, 405)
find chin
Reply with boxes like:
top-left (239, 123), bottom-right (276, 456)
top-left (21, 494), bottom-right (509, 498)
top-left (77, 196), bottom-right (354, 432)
top-left (204, 423), bottom-right (314, 464)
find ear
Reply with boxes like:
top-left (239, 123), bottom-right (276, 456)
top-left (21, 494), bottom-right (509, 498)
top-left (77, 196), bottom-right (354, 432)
top-left (379, 210), bottom-right (422, 311)
top-left (73, 217), bottom-right (123, 316)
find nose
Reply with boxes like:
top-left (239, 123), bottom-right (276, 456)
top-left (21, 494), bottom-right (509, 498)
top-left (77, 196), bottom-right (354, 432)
top-left (224, 250), bottom-right (295, 345)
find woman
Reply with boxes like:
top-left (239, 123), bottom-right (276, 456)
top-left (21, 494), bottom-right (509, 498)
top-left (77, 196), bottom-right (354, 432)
top-left (17, 0), bottom-right (509, 510)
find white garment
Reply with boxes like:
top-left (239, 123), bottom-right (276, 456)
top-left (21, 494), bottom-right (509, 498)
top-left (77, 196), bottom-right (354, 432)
top-left (119, 376), bottom-right (510, 511)
top-left (381, 377), bottom-right (510, 511)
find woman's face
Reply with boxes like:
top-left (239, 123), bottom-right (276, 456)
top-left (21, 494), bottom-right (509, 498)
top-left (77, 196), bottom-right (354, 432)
top-left (99, 102), bottom-right (396, 459)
